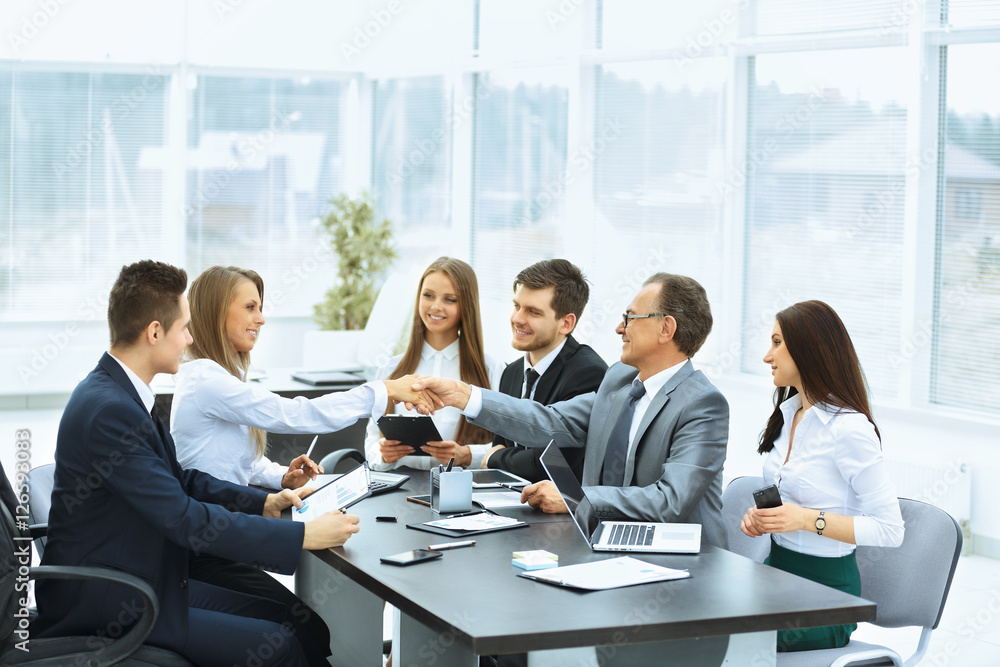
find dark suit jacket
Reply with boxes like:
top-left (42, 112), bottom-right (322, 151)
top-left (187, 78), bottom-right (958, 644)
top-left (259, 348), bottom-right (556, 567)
top-left (486, 335), bottom-right (607, 482)
top-left (35, 353), bottom-right (304, 652)
top-left (470, 360), bottom-right (730, 548)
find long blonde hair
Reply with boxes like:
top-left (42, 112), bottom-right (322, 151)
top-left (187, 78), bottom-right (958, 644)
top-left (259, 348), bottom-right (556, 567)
top-left (388, 257), bottom-right (493, 445)
top-left (187, 266), bottom-right (268, 459)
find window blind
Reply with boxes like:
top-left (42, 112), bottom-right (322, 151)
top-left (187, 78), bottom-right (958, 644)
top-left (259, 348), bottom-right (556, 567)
top-left (932, 44), bottom-right (1000, 412)
top-left (185, 76), bottom-right (343, 316)
top-left (742, 49), bottom-right (911, 401)
top-left (1, 69), bottom-right (169, 320)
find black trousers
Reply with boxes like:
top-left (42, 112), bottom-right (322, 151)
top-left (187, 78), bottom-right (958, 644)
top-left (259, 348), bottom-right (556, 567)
top-left (189, 552), bottom-right (332, 665)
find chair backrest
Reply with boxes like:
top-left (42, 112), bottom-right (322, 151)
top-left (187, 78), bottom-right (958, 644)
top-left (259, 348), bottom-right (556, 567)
top-left (721, 476), bottom-right (771, 563)
top-left (857, 498), bottom-right (962, 629)
top-left (26, 464), bottom-right (55, 557)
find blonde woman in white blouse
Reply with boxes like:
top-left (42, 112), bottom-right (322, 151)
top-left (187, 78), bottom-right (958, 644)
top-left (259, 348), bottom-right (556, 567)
top-left (741, 300), bottom-right (904, 653)
top-left (366, 257), bottom-right (503, 471)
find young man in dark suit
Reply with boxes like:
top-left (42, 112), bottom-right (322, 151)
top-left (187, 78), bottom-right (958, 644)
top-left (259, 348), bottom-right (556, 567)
top-left (481, 259), bottom-right (607, 482)
top-left (34, 260), bottom-right (434, 666)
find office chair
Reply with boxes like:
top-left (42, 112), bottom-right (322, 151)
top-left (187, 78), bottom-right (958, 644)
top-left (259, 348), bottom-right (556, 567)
top-left (25, 463), bottom-right (55, 559)
top-left (721, 479), bottom-right (964, 666)
top-left (318, 448), bottom-right (366, 474)
top-left (721, 475), bottom-right (772, 563)
top-left (0, 461), bottom-right (196, 667)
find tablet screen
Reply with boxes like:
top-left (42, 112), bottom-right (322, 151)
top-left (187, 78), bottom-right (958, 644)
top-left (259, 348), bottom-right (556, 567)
top-left (292, 463), bottom-right (371, 522)
top-left (470, 469), bottom-right (530, 488)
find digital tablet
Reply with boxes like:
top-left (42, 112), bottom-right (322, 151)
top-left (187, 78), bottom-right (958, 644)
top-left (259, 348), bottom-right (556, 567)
top-left (470, 469), bottom-right (531, 488)
top-left (377, 415), bottom-right (443, 456)
top-left (292, 462), bottom-right (371, 522)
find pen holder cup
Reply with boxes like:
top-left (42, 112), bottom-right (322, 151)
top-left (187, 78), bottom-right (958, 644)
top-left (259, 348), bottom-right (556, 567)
top-left (430, 468), bottom-right (473, 514)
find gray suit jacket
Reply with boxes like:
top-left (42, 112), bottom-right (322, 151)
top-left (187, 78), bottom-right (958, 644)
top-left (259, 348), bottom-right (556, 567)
top-left (468, 360), bottom-right (730, 548)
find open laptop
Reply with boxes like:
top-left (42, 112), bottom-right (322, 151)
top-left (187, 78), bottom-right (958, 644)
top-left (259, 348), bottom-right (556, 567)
top-left (540, 442), bottom-right (702, 554)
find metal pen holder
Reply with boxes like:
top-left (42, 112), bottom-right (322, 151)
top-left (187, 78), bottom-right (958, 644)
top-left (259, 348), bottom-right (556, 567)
top-left (430, 467), bottom-right (473, 514)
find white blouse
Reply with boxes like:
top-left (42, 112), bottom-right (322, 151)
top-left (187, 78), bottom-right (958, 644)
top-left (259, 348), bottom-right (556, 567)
top-left (763, 393), bottom-right (905, 557)
top-left (171, 358), bottom-right (388, 489)
top-left (365, 339), bottom-right (504, 471)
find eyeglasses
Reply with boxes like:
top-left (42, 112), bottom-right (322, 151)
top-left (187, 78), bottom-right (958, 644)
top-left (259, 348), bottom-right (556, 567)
top-left (622, 313), bottom-right (667, 329)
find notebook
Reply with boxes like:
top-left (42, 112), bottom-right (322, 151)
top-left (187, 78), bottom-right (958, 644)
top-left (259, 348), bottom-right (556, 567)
top-left (540, 442), bottom-right (702, 554)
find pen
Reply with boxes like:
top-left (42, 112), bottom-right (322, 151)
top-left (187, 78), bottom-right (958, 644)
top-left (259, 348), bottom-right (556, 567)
top-left (495, 482), bottom-right (522, 492)
top-left (428, 540), bottom-right (476, 551)
top-left (445, 510), bottom-right (483, 519)
top-left (445, 457), bottom-right (454, 473)
top-left (305, 435), bottom-right (319, 460)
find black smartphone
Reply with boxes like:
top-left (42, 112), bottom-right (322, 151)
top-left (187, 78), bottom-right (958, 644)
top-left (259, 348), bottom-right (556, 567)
top-left (380, 549), bottom-right (444, 566)
top-left (753, 484), bottom-right (782, 509)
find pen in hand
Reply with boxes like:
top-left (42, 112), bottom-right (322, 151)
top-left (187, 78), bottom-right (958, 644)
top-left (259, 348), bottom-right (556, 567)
top-left (428, 540), bottom-right (476, 551)
top-left (304, 435), bottom-right (319, 460)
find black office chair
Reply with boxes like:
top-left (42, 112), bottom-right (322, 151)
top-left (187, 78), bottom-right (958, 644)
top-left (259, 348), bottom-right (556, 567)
top-left (318, 448), bottom-right (366, 473)
top-left (0, 460), bottom-right (196, 667)
top-left (25, 463), bottom-right (55, 559)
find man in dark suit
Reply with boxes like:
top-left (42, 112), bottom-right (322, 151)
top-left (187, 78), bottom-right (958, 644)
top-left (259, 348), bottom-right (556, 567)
top-left (481, 259), bottom-right (607, 482)
top-left (417, 273), bottom-right (730, 549)
top-left (34, 260), bottom-right (434, 666)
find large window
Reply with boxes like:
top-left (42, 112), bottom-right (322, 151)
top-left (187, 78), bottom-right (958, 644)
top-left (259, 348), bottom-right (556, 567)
top-left (0, 69), bottom-right (169, 320)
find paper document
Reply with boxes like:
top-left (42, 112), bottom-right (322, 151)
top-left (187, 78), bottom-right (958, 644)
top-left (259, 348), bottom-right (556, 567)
top-left (292, 465), bottom-right (370, 522)
top-left (425, 513), bottom-right (522, 531)
top-left (519, 556), bottom-right (689, 591)
top-left (473, 491), bottom-right (524, 509)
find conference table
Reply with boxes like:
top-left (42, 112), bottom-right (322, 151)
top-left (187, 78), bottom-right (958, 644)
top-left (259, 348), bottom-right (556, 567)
top-left (294, 473), bottom-right (875, 666)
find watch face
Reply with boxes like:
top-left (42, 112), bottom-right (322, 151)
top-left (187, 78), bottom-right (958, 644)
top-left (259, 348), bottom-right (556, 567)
top-left (816, 518), bottom-right (827, 529)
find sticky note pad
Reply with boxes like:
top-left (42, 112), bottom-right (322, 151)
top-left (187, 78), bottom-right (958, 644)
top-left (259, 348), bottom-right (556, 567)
top-left (512, 556), bottom-right (559, 571)
top-left (512, 550), bottom-right (558, 562)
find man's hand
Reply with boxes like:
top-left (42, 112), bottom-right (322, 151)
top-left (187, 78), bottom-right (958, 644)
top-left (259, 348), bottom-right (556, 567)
top-left (520, 480), bottom-right (567, 514)
top-left (410, 377), bottom-right (472, 410)
top-left (282, 455), bottom-right (323, 489)
top-left (385, 375), bottom-right (441, 415)
top-left (481, 444), bottom-right (505, 469)
top-left (303, 511), bottom-right (360, 550)
top-left (422, 441), bottom-right (471, 467)
top-left (263, 487), bottom-right (313, 518)
top-left (379, 438), bottom-right (414, 463)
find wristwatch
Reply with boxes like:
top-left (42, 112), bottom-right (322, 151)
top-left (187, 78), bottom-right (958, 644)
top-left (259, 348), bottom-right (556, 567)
top-left (815, 511), bottom-right (826, 536)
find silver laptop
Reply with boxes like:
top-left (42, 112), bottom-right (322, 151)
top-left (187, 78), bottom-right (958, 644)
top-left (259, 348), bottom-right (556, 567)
top-left (540, 442), bottom-right (702, 554)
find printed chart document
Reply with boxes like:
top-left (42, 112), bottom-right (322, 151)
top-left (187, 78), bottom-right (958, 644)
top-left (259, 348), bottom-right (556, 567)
top-left (472, 491), bottom-right (524, 509)
top-left (292, 464), bottom-right (371, 522)
top-left (424, 513), bottom-right (522, 532)
top-left (518, 556), bottom-right (690, 591)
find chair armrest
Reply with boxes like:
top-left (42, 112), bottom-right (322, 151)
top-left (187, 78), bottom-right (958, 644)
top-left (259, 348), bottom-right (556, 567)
top-left (28, 565), bottom-right (158, 667)
top-left (28, 523), bottom-right (46, 540)
top-left (319, 449), bottom-right (366, 473)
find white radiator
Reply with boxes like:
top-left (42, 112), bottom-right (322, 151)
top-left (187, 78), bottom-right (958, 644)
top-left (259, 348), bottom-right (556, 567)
top-left (883, 457), bottom-right (971, 551)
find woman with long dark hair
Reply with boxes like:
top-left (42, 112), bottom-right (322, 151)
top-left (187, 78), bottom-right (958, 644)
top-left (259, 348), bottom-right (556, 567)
top-left (741, 300), bottom-right (904, 652)
top-left (366, 257), bottom-right (503, 470)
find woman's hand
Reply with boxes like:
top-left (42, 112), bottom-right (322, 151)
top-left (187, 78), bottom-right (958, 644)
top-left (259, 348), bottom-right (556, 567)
top-left (379, 438), bottom-right (414, 463)
top-left (741, 502), bottom-right (808, 537)
top-left (282, 454), bottom-right (323, 489)
top-left (422, 441), bottom-right (471, 467)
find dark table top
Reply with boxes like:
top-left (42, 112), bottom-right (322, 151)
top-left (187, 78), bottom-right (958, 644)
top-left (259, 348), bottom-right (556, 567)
top-left (304, 473), bottom-right (877, 656)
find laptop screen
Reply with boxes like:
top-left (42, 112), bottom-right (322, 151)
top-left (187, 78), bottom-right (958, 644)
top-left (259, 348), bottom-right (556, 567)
top-left (540, 442), bottom-right (601, 544)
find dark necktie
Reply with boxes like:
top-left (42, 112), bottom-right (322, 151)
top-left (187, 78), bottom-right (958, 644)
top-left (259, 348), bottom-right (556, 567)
top-left (601, 380), bottom-right (647, 486)
top-left (523, 368), bottom-right (540, 399)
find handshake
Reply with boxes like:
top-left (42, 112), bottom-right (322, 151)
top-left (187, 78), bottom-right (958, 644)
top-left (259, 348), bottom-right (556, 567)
top-left (382, 375), bottom-right (472, 414)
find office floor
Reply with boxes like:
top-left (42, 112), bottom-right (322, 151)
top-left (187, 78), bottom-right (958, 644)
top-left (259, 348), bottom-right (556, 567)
top-left (4, 408), bottom-right (1000, 664)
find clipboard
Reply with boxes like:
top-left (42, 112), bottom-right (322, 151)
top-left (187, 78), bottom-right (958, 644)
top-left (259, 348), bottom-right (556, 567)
top-left (406, 511), bottom-right (528, 538)
top-left (377, 415), bottom-right (443, 455)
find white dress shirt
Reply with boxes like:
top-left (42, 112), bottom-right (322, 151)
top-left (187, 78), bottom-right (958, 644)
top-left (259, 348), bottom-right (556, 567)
top-left (763, 393), bottom-right (905, 557)
top-left (365, 339), bottom-right (503, 471)
top-left (171, 358), bottom-right (388, 489)
top-left (520, 338), bottom-right (566, 399)
top-left (109, 353), bottom-right (155, 414)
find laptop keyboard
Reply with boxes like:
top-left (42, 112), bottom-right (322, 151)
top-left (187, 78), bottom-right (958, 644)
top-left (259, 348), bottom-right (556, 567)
top-left (607, 523), bottom-right (655, 546)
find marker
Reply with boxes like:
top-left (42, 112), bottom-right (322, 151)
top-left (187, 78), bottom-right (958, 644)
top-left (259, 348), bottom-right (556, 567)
top-left (428, 540), bottom-right (476, 551)
top-left (305, 435), bottom-right (319, 459)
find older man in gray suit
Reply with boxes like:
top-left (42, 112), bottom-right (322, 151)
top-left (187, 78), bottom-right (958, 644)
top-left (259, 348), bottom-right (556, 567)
top-left (415, 272), bottom-right (730, 548)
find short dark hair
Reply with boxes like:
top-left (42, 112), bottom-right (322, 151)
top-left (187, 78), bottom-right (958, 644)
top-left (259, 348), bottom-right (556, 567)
top-left (513, 259), bottom-right (590, 324)
top-left (108, 260), bottom-right (188, 347)
top-left (643, 273), bottom-right (712, 357)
